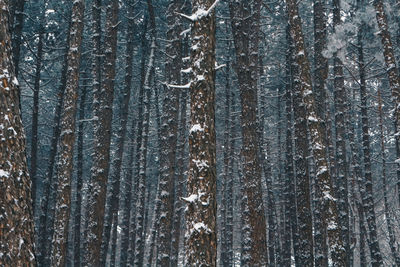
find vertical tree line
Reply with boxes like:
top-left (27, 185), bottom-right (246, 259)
top-left (3, 0), bottom-right (400, 266)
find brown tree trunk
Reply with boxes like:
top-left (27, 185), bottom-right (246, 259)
top-left (85, 0), bottom-right (119, 264)
top-left (286, 0), bottom-right (346, 265)
top-left (49, 0), bottom-right (85, 265)
top-left (73, 72), bottom-right (87, 267)
top-left (157, 0), bottom-right (182, 264)
top-left (0, 1), bottom-right (35, 265)
top-left (184, 0), bottom-right (217, 265)
top-left (229, 1), bottom-right (268, 264)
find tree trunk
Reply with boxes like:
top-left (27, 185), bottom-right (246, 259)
top-left (86, 0), bottom-right (119, 264)
top-left (377, 87), bottom-right (400, 266)
top-left (333, 1), bottom-right (350, 264)
top-left (357, 24), bottom-right (383, 266)
top-left (49, 0), bottom-right (85, 265)
top-left (373, 0), bottom-right (400, 209)
top-left (37, 15), bottom-right (71, 266)
top-left (30, 6), bottom-right (45, 215)
top-left (229, 1), bottom-right (268, 264)
top-left (156, 0), bottom-right (182, 265)
top-left (286, 0), bottom-right (346, 265)
top-left (184, 0), bottom-right (217, 265)
top-left (0, 1), bottom-right (35, 264)
top-left (73, 72), bottom-right (87, 267)
top-left (133, 1), bottom-right (156, 265)
top-left (313, 1), bottom-right (329, 264)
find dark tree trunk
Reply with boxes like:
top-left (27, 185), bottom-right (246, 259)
top-left (86, 0), bottom-right (119, 264)
top-left (73, 73), bottom-right (87, 267)
top-left (50, 0), bottom-right (85, 265)
top-left (184, 0), bottom-right (217, 265)
top-left (0, 1), bottom-right (35, 264)
top-left (156, 0), bottom-right (182, 265)
top-left (38, 15), bottom-right (71, 266)
top-left (357, 24), bottom-right (383, 266)
top-left (229, 1), bottom-right (268, 264)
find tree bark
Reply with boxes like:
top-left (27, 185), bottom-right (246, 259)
top-left (73, 72), bottom-right (87, 267)
top-left (0, 1), bottom-right (35, 264)
top-left (184, 0), bottom-right (217, 265)
top-left (357, 24), bottom-right (383, 266)
top-left (229, 1), bottom-right (268, 264)
top-left (50, 0), bottom-right (85, 265)
top-left (85, 0), bottom-right (119, 264)
top-left (286, 0), bottom-right (346, 265)
top-left (156, 0), bottom-right (182, 265)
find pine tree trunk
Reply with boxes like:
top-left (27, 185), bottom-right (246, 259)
top-left (313, 1), bottom-right (329, 264)
top-left (37, 16), bottom-right (70, 266)
top-left (229, 1), bottom-right (268, 264)
top-left (73, 73), bottom-right (87, 267)
top-left (50, 0), bottom-right (85, 265)
top-left (184, 0), bottom-right (217, 265)
top-left (0, 1), bottom-right (35, 264)
top-left (377, 87), bottom-right (400, 266)
top-left (134, 1), bottom-right (156, 264)
top-left (333, 1), bottom-right (350, 264)
top-left (170, 89), bottom-right (188, 266)
top-left (156, 0), bottom-right (182, 264)
top-left (282, 26), bottom-right (294, 266)
top-left (81, 1), bottom-right (102, 263)
top-left (357, 24), bottom-right (383, 266)
top-left (373, 0), bottom-right (400, 209)
top-left (86, 0), bottom-right (119, 264)
top-left (127, 19), bottom-right (149, 267)
top-left (10, 0), bottom-right (24, 78)
top-left (30, 12), bottom-right (44, 213)
top-left (286, 0), bottom-right (346, 265)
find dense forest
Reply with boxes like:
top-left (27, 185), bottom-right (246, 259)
top-left (1, 0), bottom-right (400, 266)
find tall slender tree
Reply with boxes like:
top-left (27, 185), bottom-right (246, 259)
top-left (229, 1), bottom-right (268, 264)
top-left (85, 0), bottom-right (119, 264)
top-left (286, 0), bottom-right (346, 265)
top-left (0, 0), bottom-right (35, 264)
top-left (156, 0), bottom-right (183, 265)
top-left (49, 0), bottom-right (85, 265)
top-left (184, 0), bottom-right (217, 265)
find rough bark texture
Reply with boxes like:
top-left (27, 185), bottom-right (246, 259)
top-left (49, 0), bottom-right (85, 265)
top-left (357, 25), bottom-right (383, 266)
top-left (86, 0), bottom-right (119, 264)
top-left (184, 0), bottom-right (217, 265)
top-left (286, 0), bottom-right (346, 265)
top-left (156, 0), bottom-right (182, 265)
top-left (373, 0), bottom-right (400, 210)
top-left (313, 1), bottom-right (329, 265)
top-left (133, 1), bottom-right (156, 265)
top-left (332, 0), bottom-right (350, 264)
top-left (0, 1), bottom-right (35, 265)
top-left (37, 16), bottom-right (70, 266)
top-left (30, 10), bottom-right (45, 212)
top-left (229, 1), bottom-right (268, 265)
top-left (73, 73), bottom-right (87, 267)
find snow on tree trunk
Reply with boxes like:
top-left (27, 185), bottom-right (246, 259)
top-left (49, 0), bottom-right (85, 265)
top-left (286, 0), bottom-right (346, 265)
top-left (229, 1), bottom-right (268, 264)
top-left (85, 0), bottom-right (119, 264)
top-left (0, 1), bottom-right (35, 265)
top-left (357, 24), bottom-right (383, 266)
top-left (134, 1), bottom-right (156, 265)
top-left (156, 0), bottom-right (182, 265)
top-left (313, 1), bottom-right (329, 265)
top-left (184, 0), bottom-right (218, 265)
top-left (373, 0), bottom-right (400, 210)
top-left (333, 0), bottom-right (351, 264)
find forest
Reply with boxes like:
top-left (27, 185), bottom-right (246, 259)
top-left (1, 0), bottom-right (400, 266)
